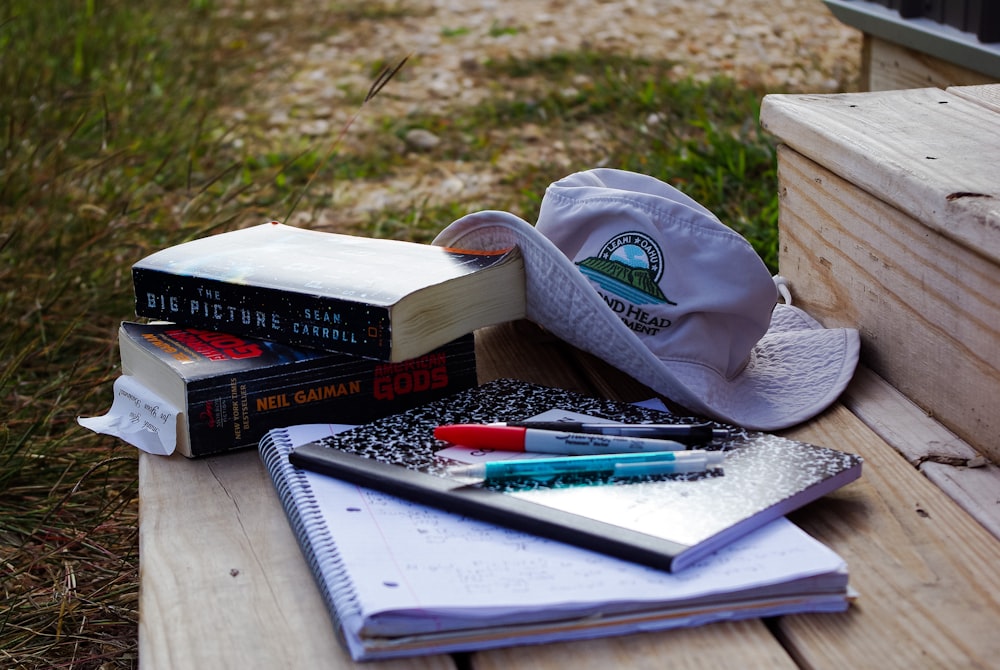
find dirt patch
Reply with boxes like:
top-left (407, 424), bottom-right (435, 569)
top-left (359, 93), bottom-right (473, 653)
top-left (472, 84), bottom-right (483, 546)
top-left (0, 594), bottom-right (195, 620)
top-left (218, 0), bottom-right (862, 229)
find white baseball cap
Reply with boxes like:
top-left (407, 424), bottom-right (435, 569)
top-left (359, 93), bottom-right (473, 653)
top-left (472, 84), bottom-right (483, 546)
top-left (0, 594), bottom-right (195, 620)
top-left (433, 168), bottom-right (860, 430)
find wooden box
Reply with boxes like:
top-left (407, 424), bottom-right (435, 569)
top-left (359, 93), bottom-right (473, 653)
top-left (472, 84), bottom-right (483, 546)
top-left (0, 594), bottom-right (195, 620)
top-left (863, 37), bottom-right (996, 91)
top-left (760, 85), bottom-right (1000, 462)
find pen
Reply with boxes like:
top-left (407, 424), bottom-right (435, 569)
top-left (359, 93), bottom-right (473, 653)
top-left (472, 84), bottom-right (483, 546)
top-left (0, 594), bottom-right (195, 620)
top-left (434, 424), bottom-right (687, 455)
top-left (505, 421), bottom-right (733, 444)
top-left (447, 450), bottom-right (725, 482)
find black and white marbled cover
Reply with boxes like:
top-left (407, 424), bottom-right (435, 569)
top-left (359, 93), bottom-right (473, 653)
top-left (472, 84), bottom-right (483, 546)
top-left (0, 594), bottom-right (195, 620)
top-left (290, 378), bottom-right (862, 571)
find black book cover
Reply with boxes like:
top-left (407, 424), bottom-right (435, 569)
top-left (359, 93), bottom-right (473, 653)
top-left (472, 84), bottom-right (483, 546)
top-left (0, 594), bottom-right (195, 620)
top-left (132, 222), bottom-right (524, 361)
top-left (119, 322), bottom-right (477, 457)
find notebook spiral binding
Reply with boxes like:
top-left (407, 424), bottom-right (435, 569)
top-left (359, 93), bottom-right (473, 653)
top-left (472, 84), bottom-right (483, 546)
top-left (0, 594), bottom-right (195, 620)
top-left (259, 429), bottom-right (363, 640)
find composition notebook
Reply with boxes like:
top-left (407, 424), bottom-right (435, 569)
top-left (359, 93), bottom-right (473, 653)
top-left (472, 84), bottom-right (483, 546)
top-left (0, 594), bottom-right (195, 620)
top-left (288, 378), bottom-right (863, 573)
top-left (262, 422), bottom-right (852, 661)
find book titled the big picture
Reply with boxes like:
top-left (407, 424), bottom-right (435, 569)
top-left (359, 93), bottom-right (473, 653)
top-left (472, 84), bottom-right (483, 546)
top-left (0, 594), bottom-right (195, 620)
top-left (118, 322), bottom-right (477, 457)
top-left (132, 222), bottom-right (526, 361)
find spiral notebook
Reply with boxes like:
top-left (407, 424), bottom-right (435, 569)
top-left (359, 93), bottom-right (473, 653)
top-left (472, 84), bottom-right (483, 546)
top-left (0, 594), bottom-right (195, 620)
top-left (261, 427), bottom-right (854, 659)
top-left (288, 378), bottom-right (863, 573)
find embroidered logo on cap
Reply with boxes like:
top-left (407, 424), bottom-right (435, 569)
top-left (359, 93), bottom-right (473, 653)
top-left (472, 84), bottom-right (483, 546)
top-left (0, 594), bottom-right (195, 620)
top-left (577, 232), bottom-right (676, 306)
top-left (576, 232), bottom-right (676, 337)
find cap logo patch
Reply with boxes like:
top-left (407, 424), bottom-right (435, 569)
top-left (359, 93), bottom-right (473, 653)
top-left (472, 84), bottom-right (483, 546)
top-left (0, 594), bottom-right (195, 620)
top-left (577, 232), bottom-right (676, 306)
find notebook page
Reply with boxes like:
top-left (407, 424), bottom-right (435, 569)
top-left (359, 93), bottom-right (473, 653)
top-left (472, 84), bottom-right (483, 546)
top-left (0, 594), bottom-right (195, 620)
top-left (299, 456), bottom-right (845, 636)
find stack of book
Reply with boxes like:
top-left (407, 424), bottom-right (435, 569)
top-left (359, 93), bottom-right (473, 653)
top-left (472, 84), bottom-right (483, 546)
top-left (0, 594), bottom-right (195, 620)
top-left (105, 221), bottom-right (527, 457)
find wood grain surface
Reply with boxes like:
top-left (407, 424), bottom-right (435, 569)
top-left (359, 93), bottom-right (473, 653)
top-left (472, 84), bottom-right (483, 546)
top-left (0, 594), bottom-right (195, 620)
top-left (139, 320), bottom-right (1000, 668)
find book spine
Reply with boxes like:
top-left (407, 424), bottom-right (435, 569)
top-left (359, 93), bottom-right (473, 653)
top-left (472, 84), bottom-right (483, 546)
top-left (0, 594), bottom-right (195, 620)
top-left (133, 267), bottom-right (394, 359)
top-left (182, 338), bottom-right (477, 457)
top-left (258, 428), bottom-right (363, 655)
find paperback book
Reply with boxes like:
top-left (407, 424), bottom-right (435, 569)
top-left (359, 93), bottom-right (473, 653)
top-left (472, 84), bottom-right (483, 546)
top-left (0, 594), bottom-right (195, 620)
top-left (132, 222), bottom-right (526, 361)
top-left (263, 422), bottom-right (853, 660)
top-left (117, 321), bottom-right (477, 457)
top-left (288, 378), bottom-right (863, 572)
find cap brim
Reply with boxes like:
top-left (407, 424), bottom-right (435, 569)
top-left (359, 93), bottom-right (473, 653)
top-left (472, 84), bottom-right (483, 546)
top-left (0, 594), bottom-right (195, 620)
top-left (669, 308), bottom-right (860, 429)
top-left (434, 211), bottom-right (860, 430)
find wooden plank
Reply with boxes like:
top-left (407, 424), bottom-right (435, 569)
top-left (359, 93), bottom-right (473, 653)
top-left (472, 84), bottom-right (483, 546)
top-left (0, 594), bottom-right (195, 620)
top-left (948, 83), bottom-right (1000, 113)
top-left (761, 87), bottom-right (1000, 264)
top-left (567, 346), bottom-right (674, 407)
top-left (841, 365), bottom-right (1000, 542)
top-left (477, 320), bottom-right (682, 408)
top-left (474, 320), bottom-right (595, 393)
top-left (863, 36), bottom-right (996, 91)
top-left (773, 145), bottom-right (1000, 462)
top-left (920, 461), bottom-right (1000, 541)
top-left (470, 620), bottom-right (798, 670)
top-left (774, 397), bottom-right (1000, 668)
top-left (138, 450), bottom-right (456, 670)
top-left (140, 316), bottom-right (1000, 668)
top-left (840, 366), bottom-right (979, 466)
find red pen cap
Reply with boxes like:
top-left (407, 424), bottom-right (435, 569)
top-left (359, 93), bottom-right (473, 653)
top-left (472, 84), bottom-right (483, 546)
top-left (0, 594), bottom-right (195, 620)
top-left (433, 424), bottom-right (527, 451)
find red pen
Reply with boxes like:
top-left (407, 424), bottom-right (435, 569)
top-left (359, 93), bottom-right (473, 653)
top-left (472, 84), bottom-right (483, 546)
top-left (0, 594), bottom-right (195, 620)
top-left (433, 424), bottom-right (686, 455)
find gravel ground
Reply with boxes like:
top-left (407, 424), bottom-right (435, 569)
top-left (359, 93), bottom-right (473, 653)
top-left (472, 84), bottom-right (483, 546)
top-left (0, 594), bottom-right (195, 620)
top-left (220, 0), bottom-right (862, 228)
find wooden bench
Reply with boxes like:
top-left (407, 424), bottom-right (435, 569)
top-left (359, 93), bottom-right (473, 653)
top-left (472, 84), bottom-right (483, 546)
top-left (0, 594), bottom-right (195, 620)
top-left (760, 83), bottom-right (1000, 529)
top-left (138, 86), bottom-right (1000, 668)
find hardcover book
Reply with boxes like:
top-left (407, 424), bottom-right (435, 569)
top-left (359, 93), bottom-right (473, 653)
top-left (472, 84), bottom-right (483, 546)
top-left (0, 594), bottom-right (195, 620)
top-left (263, 422), bottom-right (852, 660)
top-left (288, 378), bottom-right (863, 572)
top-left (117, 321), bottom-right (477, 457)
top-left (131, 222), bottom-right (526, 361)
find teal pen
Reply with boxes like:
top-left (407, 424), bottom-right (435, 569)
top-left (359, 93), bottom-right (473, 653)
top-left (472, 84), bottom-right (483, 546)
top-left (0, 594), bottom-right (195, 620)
top-left (448, 449), bottom-right (724, 482)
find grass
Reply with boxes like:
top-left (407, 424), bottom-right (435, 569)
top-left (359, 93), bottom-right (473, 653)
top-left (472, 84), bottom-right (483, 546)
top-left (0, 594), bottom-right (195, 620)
top-left (1, 1), bottom-right (818, 667)
top-left (456, 53), bottom-right (781, 267)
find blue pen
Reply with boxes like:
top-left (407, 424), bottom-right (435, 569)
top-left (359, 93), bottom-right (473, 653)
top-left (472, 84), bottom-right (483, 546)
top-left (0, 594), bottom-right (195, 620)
top-left (447, 449), bottom-right (724, 482)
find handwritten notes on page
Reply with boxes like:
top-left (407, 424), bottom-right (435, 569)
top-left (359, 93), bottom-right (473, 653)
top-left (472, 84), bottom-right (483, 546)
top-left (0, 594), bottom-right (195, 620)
top-left (78, 376), bottom-right (180, 455)
top-left (289, 420), bottom-right (845, 637)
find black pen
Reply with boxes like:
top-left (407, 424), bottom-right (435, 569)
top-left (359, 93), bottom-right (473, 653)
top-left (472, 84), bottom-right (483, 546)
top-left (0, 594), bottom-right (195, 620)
top-left (504, 421), bottom-right (734, 445)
